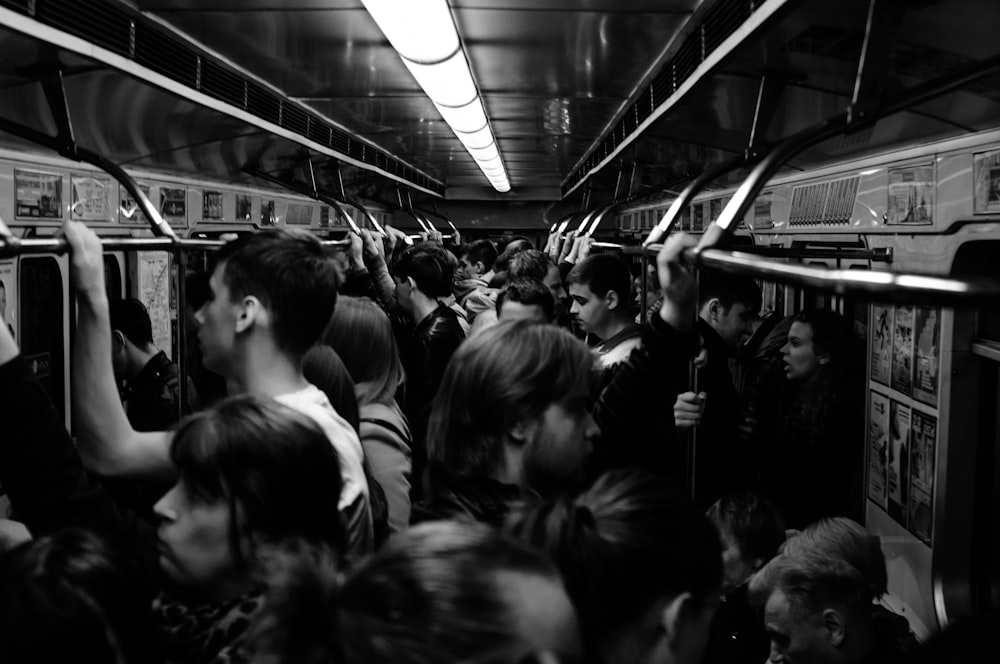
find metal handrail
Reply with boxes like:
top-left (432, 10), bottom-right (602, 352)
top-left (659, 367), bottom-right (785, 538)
top-left (0, 235), bottom-right (349, 259)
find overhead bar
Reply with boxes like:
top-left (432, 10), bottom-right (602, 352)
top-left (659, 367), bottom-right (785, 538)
top-left (0, 235), bottom-right (349, 260)
top-left (245, 165), bottom-right (362, 235)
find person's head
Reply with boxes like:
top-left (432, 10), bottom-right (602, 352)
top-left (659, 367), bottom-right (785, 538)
top-left (427, 320), bottom-right (599, 496)
top-left (0, 529), bottom-right (157, 664)
top-left (749, 548), bottom-right (876, 664)
top-left (706, 492), bottom-right (786, 595)
top-left (781, 309), bottom-right (853, 382)
top-left (154, 396), bottom-right (346, 601)
top-left (393, 243), bottom-right (455, 313)
top-left (459, 240), bottom-right (499, 280)
top-left (567, 255), bottom-right (633, 338)
top-left (249, 521), bottom-right (582, 664)
top-left (494, 238), bottom-right (534, 273)
top-left (109, 298), bottom-right (156, 380)
top-left (508, 250), bottom-right (567, 312)
top-left (698, 270), bottom-right (761, 352)
top-left (780, 518), bottom-right (887, 601)
top-left (497, 279), bottom-right (556, 324)
top-left (302, 344), bottom-right (360, 433)
top-left (196, 229), bottom-right (340, 376)
top-left (508, 470), bottom-right (723, 664)
top-left (323, 296), bottom-right (405, 408)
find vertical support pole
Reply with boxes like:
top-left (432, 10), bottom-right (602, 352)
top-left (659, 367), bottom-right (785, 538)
top-left (639, 252), bottom-right (649, 325)
top-left (175, 248), bottom-right (189, 418)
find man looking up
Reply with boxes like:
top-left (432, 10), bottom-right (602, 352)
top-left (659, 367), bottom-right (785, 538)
top-left (65, 221), bottom-right (373, 556)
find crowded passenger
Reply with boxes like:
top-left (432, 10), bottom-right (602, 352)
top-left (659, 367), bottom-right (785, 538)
top-left (567, 253), bottom-right (643, 369)
top-left (248, 521), bottom-right (582, 664)
top-left (454, 238), bottom-right (499, 308)
top-left (508, 469), bottom-right (723, 664)
top-left (67, 221), bottom-right (373, 555)
top-left (496, 278), bottom-right (556, 324)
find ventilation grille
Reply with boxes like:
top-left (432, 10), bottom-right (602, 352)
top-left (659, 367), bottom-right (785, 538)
top-left (788, 175), bottom-right (859, 226)
top-left (563, 0), bottom-right (757, 196)
top-left (9, 0), bottom-right (443, 195)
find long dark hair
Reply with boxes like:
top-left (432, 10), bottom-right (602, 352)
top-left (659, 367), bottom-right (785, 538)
top-left (323, 296), bottom-right (405, 408)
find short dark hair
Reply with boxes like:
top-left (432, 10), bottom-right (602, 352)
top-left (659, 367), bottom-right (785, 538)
top-left (698, 269), bottom-right (761, 311)
top-left (567, 254), bottom-right (631, 305)
top-left (462, 240), bottom-right (498, 272)
top-left (493, 239), bottom-right (533, 273)
top-left (211, 228), bottom-right (340, 356)
top-left (394, 243), bottom-right (455, 298)
top-left (707, 492), bottom-right (786, 565)
top-left (170, 395), bottom-right (347, 569)
top-left (109, 298), bottom-right (154, 347)
top-left (508, 469), bottom-right (723, 642)
top-left (496, 279), bottom-right (555, 321)
top-left (507, 249), bottom-right (553, 282)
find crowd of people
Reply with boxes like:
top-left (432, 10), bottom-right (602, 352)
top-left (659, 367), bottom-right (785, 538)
top-left (0, 217), bottom-right (986, 663)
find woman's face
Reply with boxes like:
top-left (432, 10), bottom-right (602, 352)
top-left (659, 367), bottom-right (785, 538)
top-left (154, 478), bottom-right (246, 599)
top-left (780, 321), bottom-right (826, 381)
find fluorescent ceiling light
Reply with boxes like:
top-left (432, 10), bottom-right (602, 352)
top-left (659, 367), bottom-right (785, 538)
top-left (434, 99), bottom-right (487, 134)
top-left (363, 0), bottom-right (510, 193)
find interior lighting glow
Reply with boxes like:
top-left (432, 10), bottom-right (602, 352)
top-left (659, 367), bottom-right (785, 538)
top-left (362, 0), bottom-right (510, 192)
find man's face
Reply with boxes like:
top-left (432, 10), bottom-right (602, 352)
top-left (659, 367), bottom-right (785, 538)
top-left (763, 588), bottom-right (835, 664)
top-left (457, 256), bottom-right (480, 281)
top-left (522, 389), bottom-right (599, 496)
top-left (194, 265), bottom-right (240, 375)
top-left (542, 265), bottom-right (568, 317)
top-left (712, 301), bottom-right (755, 352)
top-left (568, 282), bottom-right (611, 337)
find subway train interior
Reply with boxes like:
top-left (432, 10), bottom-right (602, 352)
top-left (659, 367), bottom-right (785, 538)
top-left (1, 0), bottom-right (999, 654)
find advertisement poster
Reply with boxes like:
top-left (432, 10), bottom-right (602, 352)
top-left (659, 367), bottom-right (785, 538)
top-left (261, 199), bottom-right (275, 225)
top-left (973, 149), bottom-right (1000, 214)
top-left (203, 191), bottom-right (223, 220)
top-left (319, 205), bottom-right (331, 229)
top-left (160, 187), bottom-right (187, 223)
top-left (887, 400), bottom-right (911, 526)
top-left (70, 175), bottom-right (114, 221)
top-left (753, 192), bottom-right (773, 230)
top-left (867, 391), bottom-right (889, 508)
top-left (691, 203), bottom-right (704, 231)
top-left (891, 305), bottom-right (914, 395)
top-left (887, 164), bottom-right (934, 225)
top-left (236, 194), bottom-right (253, 222)
top-left (286, 202), bottom-right (313, 226)
top-left (15, 169), bottom-right (62, 219)
top-left (0, 261), bottom-right (16, 342)
top-left (908, 410), bottom-right (937, 544)
top-left (136, 252), bottom-right (173, 360)
top-left (120, 183), bottom-right (152, 225)
top-left (871, 304), bottom-right (892, 385)
top-left (913, 307), bottom-right (941, 406)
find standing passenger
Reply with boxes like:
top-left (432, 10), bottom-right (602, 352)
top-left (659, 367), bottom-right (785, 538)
top-left (567, 254), bottom-right (643, 369)
top-left (65, 221), bottom-right (373, 556)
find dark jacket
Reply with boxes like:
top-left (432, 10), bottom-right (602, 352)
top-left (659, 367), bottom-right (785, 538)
top-left (412, 465), bottom-right (524, 527)
top-left (124, 351), bottom-right (196, 433)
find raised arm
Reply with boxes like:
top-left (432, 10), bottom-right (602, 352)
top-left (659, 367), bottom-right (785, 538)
top-left (64, 221), bottom-right (174, 479)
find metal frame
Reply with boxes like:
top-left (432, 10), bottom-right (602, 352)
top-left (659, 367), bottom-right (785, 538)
top-left (245, 162), bottom-right (362, 234)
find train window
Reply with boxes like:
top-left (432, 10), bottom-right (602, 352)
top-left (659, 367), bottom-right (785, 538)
top-left (19, 257), bottom-right (65, 421)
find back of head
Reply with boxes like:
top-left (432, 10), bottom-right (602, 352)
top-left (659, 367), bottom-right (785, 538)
top-left (496, 279), bottom-right (556, 321)
top-left (323, 296), bottom-right (405, 407)
top-left (494, 238), bottom-right (533, 273)
top-left (508, 469), bottom-right (723, 643)
top-left (0, 529), bottom-right (157, 664)
top-left (302, 344), bottom-right (361, 433)
top-left (109, 298), bottom-right (154, 348)
top-left (567, 254), bottom-right (631, 308)
top-left (212, 228), bottom-right (340, 356)
top-left (698, 269), bottom-right (761, 312)
top-left (249, 521), bottom-right (576, 664)
top-left (780, 517), bottom-right (887, 601)
top-left (707, 492), bottom-right (786, 566)
top-left (394, 243), bottom-right (456, 298)
top-left (169, 395), bottom-right (347, 564)
top-left (749, 548), bottom-right (872, 621)
top-left (463, 239), bottom-right (499, 273)
top-left (508, 250), bottom-right (553, 282)
top-left (426, 320), bottom-right (595, 481)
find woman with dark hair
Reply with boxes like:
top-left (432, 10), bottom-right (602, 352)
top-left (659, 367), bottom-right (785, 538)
top-left (508, 470), bottom-right (723, 664)
top-left (248, 521), bottom-right (582, 664)
top-left (322, 296), bottom-right (413, 533)
top-left (747, 309), bottom-right (863, 528)
top-left (0, 314), bottom-right (347, 663)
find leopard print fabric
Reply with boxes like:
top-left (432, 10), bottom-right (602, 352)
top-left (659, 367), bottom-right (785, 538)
top-left (153, 590), bottom-right (264, 664)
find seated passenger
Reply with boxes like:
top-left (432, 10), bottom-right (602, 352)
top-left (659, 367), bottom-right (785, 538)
top-left (747, 310), bottom-right (863, 528)
top-left (248, 521), bottom-right (582, 664)
top-left (702, 492), bottom-right (786, 664)
top-left (323, 296), bottom-right (414, 536)
top-left (416, 235), bottom-right (701, 524)
top-left (749, 519), bottom-right (911, 664)
top-left (508, 470), bottom-right (723, 664)
top-left (0, 529), bottom-right (158, 664)
top-left (66, 221), bottom-right (372, 556)
top-left (567, 254), bottom-right (643, 368)
top-left (0, 307), bottom-right (348, 663)
top-left (496, 278), bottom-right (556, 324)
